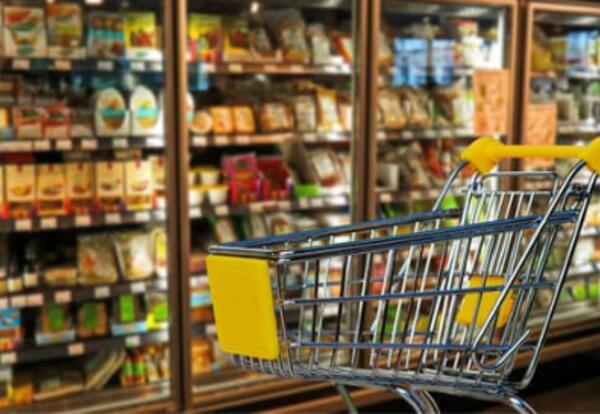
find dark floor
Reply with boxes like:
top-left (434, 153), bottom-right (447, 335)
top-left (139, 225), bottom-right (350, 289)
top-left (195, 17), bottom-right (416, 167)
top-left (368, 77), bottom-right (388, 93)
top-left (363, 351), bottom-right (600, 413)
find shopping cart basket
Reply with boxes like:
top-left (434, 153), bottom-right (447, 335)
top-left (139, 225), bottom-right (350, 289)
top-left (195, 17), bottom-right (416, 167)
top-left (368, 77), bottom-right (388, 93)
top-left (206, 137), bottom-right (600, 413)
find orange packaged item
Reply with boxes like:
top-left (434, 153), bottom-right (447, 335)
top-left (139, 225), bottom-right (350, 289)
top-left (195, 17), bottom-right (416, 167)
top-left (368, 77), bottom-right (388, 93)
top-left (125, 160), bottom-right (153, 211)
top-left (95, 161), bottom-right (124, 213)
top-left (232, 106), bottom-right (256, 134)
top-left (5, 164), bottom-right (35, 219)
top-left (66, 162), bottom-right (94, 215)
top-left (259, 103), bottom-right (293, 132)
top-left (209, 106), bottom-right (234, 134)
top-left (333, 34), bottom-right (353, 63)
top-left (316, 88), bottom-right (342, 132)
top-left (36, 164), bottom-right (67, 217)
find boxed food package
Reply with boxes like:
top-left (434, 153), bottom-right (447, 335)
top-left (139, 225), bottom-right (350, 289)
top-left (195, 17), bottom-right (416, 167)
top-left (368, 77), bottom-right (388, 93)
top-left (222, 153), bottom-right (261, 204)
top-left (187, 14), bottom-right (222, 63)
top-left (76, 302), bottom-right (108, 339)
top-left (46, 3), bottom-right (85, 59)
top-left (125, 160), bottom-right (153, 211)
top-left (43, 103), bottom-right (70, 139)
top-left (0, 76), bottom-right (20, 105)
top-left (115, 231), bottom-right (154, 280)
top-left (70, 109), bottom-right (94, 138)
top-left (95, 161), bottom-right (124, 212)
top-left (378, 89), bottom-right (406, 129)
top-left (266, 9), bottom-right (309, 63)
top-left (191, 338), bottom-right (212, 375)
top-left (94, 88), bottom-right (130, 137)
top-left (36, 164), bottom-right (67, 216)
top-left (223, 18), bottom-right (251, 62)
top-left (35, 304), bottom-right (75, 345)
top-left (266, 212), bottom-right (294, 235)
top-left (5, 164), bottom-right (35, 219)
top-left (209, 106), bottom-right (234, 134)
top-left (78, 233), bottom-right (118, 285)
top-left (130, 86), bottom-right (163, 136)
top-left (87, 12), bottom-right (125, 59)
top-left (0, 308), bottom-right (23, 351)
top-left (13, 107), bottom-right (44, 139)
top-left (307, 150), bottom-right (344, 187)
top-left (125, 12), bottom-right (161, 60)
top-left (66, 162), bottom-right (94, 215)
top-left (146, 291), bottom-right (169, 330)
top-left (259, 102), bottom-right (293, 132)
top-left (232, 106), bottom-right (255, 134)
top-left (152, 228), bottom-right (167, 278)
top-left (111, 294), bottom-right (148, 335)
top-left (3, 6), bottom-right (48, 58)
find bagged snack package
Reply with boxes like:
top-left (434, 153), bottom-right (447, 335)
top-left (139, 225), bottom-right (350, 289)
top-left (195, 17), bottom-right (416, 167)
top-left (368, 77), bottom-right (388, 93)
top-left (130, 86), bottom-right (163, 136)
top-left (0, 308), bottom-right (23, 351)
top-left (187, 14), bottom-right (222, 63)
top-left (190, 110), bottom-right (213, 134)
top-left (223, 18), bottom-right (251, 62)
top-left (46, 3), bottom-right (84, 59)
top-left (293, 95), bottom-right (317, 132)
top-left (77, 234), bottom-right (118, 285)
top-left (399, 87), bottom-right (432, 128)
top-left (76, 301), bottom-right (108, 339)
top-left (146, 291), bottom-right (169, 330)
top-left (316, 88), bottom-right (342, 132)
top-left (66, 162), bottom-right (94, 215)
top-left (378, 89), bottom-right (407, 129)
top-left (36, 164), bottom-right (67, 216)
top-left (232, 106), bottom-right (256, 134)
top-left (43, 103), bottom-right (70, 139)
top-left (266, 9), bottom-right (309, 63)
top-left (13, 107), bottom-right (44, 139)
top-left (95, 161), bottom-right (124, 212)
top-left (307, 149), bottom-right (343, 187)
top-left (5, 164), bottom-right (35, 219)
top-left (87, 12), bottom-right (125, 59)
top-left (111, 294), bottom-right (148, 335)
top-left (35, 304), bottom-right (75, 345)
top-left (152, 227), bottom-right (167, 278)
top-left (433, 80), bottom-right (473, 128)
top-left (94, 88), bottom-right (130, 137)
top-left (259, 102), bottom-right (293, 132)
top-left (249, 26), bottom-right (281, 62)
top-left (307, 23), bottom-right (331, 65)
top-left (3, 6), bottom-right (47, 58)
top-left (115, 231), bottom-right (154, 280)
top-left (125, 160), bottom-right (154, 211)
top-left (125, 12), bottom-right (161, 60)
top-left (210, 106), bottom-right (234, 134)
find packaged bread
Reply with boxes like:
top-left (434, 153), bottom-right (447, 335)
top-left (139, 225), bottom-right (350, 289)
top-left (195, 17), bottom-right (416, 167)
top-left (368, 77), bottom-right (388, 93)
top-left (293, 95), bottom-right (317, 132)
top-left (77, 301), bottom-right (108, 339)
top-left (152, 228), bottom-right (168, 278)
top-left (212, 217), bottom-right (238, 244)
top-left (266, 213), bottom-right (294, 235)
top-left (6, 164), bottom-right (35, 219)
top-left (223, 18), bottom-right (251, 62)
top-left (125, 160), bottom-right (153, 211)
top-left (95, 161), bottom-right (124, 212)
top-left (232, 106), bottom-right (256, 134)
top-left (36, 164), bottom-right (67, 216)
top-left (266, 9), bottom-right (309, 63)
top-left (399, 87), bottom-right (432, 128)
top-left (259, 102), bottom-right (293, 132)
top-left (13, 107), bottom-right (45, 139)
top-left (94, 88), bottom-right (129, 136)
top-left (209, 106), bottom-right (234, 134)
top-left (190, 110), bottom-right (213, 134)
top-left (316, 88), bottom-right (342, 132)
top-left (78, 234), bottom-right (118, 285)
top-left (378, 89), bottom-right (407, 129)
top-left (66, 162), bottom-right (94, 215)
top-left (115, 231), bottom-right (154, 280)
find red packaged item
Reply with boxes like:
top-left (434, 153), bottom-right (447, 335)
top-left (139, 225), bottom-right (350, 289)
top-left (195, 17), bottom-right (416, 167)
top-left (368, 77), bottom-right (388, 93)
top-left (257, 157), bottom-right (292, 200)
top-left (221, 153), bottom-right (261, 204)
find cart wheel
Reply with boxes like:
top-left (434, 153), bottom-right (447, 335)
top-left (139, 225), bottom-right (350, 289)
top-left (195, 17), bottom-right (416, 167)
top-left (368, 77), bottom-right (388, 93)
top-left (504, 395), bottom-right (536, 414)
top-left (393, 387), bottom-right (440, 414)
top-left (334, 384), bottom-right (358, 414)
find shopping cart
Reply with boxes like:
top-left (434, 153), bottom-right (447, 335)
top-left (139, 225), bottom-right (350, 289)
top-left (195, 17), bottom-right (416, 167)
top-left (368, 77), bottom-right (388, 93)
top-left (206, 137), bottom-right (600, 413)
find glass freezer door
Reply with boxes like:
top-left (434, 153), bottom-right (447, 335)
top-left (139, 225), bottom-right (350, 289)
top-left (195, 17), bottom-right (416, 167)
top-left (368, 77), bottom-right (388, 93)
top-left (182, 0), bottom-right (362, 410)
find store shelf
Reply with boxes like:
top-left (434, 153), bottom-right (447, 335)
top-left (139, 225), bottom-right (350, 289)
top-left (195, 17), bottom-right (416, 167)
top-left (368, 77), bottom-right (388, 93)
top-left (378, 187), bottom-right (464, 203)
top-left (389, 65), bottom-right (475, 77)
top-left (0, 58), bottom-right (164, 73)
top-left (531, 69), bottom-right (600, 80)
top-left (0, 329), bottom-right (169, 367)
top-left (190, 195), bottom-right (349, 219)
top-left (0, 137), bottom-right (165, 153)
top-left (191, 131), bottom-right (350, 148)
top-left (0, 210), bottom-right (165, 234)
top-left (192, 62), bottom-right (352, 76)
top-left (0, 279), bottom-right (168, 310)
top-left (377, 128), bottom-right (475, 142)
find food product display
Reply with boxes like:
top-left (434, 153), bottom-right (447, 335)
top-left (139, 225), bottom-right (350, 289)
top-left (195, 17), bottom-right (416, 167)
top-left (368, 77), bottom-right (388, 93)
top-left (125, 12), bottom-right (160, 60)
top-left (3, 7), bottom-right (47, 58)
top-left (46, 3), bottom-right (84, 59)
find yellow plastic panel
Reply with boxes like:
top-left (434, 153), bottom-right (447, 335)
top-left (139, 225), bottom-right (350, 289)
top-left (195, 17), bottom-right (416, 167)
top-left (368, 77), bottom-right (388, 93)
top-left (207, 255), bottom-right (279, 360)
top-left (456, 276), bottom-right (515, 328)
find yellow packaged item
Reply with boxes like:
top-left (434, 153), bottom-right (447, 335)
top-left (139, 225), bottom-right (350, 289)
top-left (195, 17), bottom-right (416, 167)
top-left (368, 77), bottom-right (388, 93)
top-left (6, 164), bottom-right (35, 219)
top-left (95, 161), bottom-right (124, 213)
top-left (456, 276), bottom-right (515, 328)
top-left (125, 160), bottom-right (153, 211)
top-left (36, 164), bottom-right (67, 216)
top-left (66, 162), bottom-right (94, 215)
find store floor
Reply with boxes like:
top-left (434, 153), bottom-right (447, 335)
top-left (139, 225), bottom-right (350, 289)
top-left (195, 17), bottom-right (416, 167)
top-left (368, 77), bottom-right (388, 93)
top-left (358, 351), bottom-right (600, 413)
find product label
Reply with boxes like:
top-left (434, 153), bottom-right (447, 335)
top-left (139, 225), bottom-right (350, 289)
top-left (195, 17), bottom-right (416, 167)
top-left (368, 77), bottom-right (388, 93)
top-left (48, 304), bottom-right (65, 332)
top-left (119, 294), bottom-right (135, 323)
top-left (83, 303), bottom-right (99, 329)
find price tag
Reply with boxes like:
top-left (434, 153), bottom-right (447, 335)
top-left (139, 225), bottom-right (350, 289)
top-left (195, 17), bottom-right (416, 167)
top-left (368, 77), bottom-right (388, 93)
top-left (403, 131), bottom-right (414, 139)
top-left (0, 298), bottom-right (8, 309)
top-left (1, 141), bottom-right (31, 152)
top-left (105, 213), bottom-right (122, 225)
top-left (26, 294), bottom-right (44, 306)
top-left (40, 217), bottom-right (58, 229)
top-left (311, 198), bottom-right (324, 208)
top-left (131, 61), bottom-right (146, 71)
top-left (324, 65), bottom-right (339, 73)
top-left (134, 211), bottom-right (151, 222)
top-left (75, 215), bottom-right (91, 227)
top-left (264, 64), bottom-right (278, 72)
top-left (215, 205), bottom-right (229, 216)
top-left (12, 59), bottom-right (30, 70)
top-left (149, 62), bottom-right (164, 72)
top-left (303, 133), bottom-right (317, 142)
top-left (10, 296), bottom-right (27, 308)
top-left (68, 343), bottom-right (84, 356)
top-left (192, 136), bottom-right (208, 147)
top-left (34, 140), bottom-right (51, 151)
top-left (131, 282), bottom-right (146, 293)
top-left (1, 352), bottom-right (16, 365)
top-left (298, 198), bottom-right (310, 209)
top-left (97, 60), bottom-right (114, 71)
top-left (112, 138), bottom-right (128, 149)
top-left (277, 200), bottom-right (292, 210)
top-left (202, 63), bottom-right (216, 73)
top-left (94, 286), bottom-right (110, 299)
top-left (214, 135), bottom-right (229, 146)
top-left (54, 60), bottom-right (72, 71)
top-left (235, 135), bottom-right (251, 145)
top-left (228, 63), bottom-right (243, 73)
top-left (249, 203), bottom-right (263, 213)
top-left (189, 207), bottom-right (201, 219)
top-left (146, 137), bottom-right (164, 147)
top-left (125, 335), bottom-right (141, 348)
top-left (55, 290), bottom-right (72, 304)
top-left (81, 139), bottom-right (98, 150)
top-left (380, 193), bottom-right (393, 203)
top-left (56, 140), bottom-right (72, 150)
top-left (290, 65), bottom-right (304, 73)
top-left (15, 219), bottom-right (32, 232)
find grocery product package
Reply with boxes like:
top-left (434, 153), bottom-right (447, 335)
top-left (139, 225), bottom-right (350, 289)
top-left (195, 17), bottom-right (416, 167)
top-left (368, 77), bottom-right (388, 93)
top-left (265, 9), bottom-right (309, 63)
top-left (35, 304), bottom-right (75, 345)
top-left (115, 231), bottom-right (154, 280)
top-left (3, 7), bottom-right (47, 58)
top-left (77, 233), bottom-right (118, 285)
top-left (46, 3), bottom-right (85, 59)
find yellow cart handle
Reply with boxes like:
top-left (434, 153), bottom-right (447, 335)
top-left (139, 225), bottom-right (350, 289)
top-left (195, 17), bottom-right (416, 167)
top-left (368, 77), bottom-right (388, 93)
top-left (461, 136), bottom-right (600, 174)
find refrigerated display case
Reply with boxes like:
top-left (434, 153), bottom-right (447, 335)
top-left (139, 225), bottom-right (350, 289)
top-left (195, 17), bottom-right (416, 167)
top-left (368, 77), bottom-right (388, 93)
top-left (0, 0), bottom-right (181, 411)
top-left (179, 0), bottom-right (367, 410)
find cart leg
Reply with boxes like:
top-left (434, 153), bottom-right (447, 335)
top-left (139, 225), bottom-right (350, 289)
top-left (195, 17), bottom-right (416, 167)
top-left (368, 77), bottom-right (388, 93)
top-left (504, 395), bottom-right (536, 414)
top-left (335, 384), bottom-right (358, 414)
top-left (393, 387), bottom-right (440, 414)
